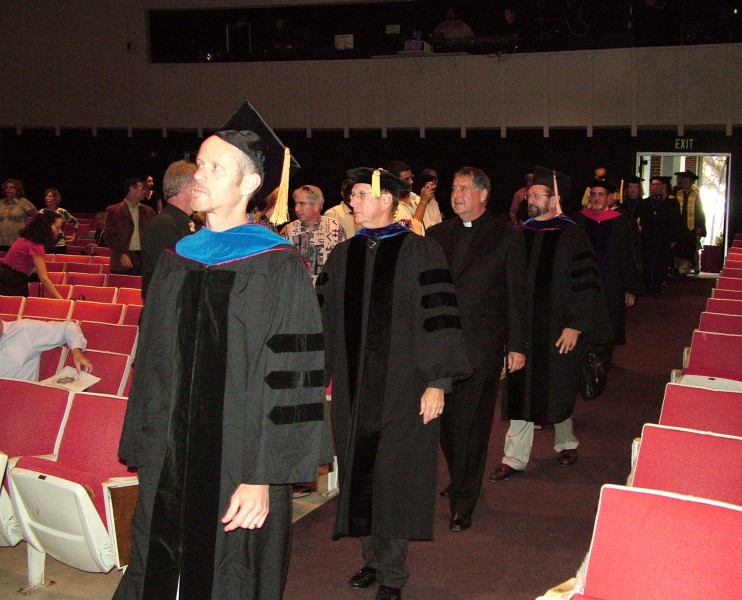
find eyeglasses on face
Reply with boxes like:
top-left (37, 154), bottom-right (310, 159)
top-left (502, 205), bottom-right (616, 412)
top-left (350, 190), bottom-right (375, 200)
top-left (526, 192), bottom-right (552, 200)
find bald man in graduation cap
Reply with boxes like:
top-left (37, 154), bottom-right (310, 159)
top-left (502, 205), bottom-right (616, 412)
top-left (114, 102), bottom-right (332, 600)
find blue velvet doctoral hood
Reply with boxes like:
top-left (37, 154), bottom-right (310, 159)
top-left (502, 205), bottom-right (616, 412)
top-left (175, 222), bottom-right (293, 266)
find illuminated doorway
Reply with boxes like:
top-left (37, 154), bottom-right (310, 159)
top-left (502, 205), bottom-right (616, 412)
top-left (635, 152), bottom-right (731, 253)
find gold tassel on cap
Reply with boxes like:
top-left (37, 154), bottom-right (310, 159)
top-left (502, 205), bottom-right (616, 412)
top-left (270, 147), bottom-right (292, 225)
top-left (372, 169), bottom-right (381, 198)
top-left (552, 170), bottom-right (559, 200)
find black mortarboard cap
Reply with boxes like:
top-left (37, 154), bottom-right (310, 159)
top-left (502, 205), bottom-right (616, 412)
top-left (589, 178), bottom-right (617, 193)
top-left (216, 100), bottom-right (300, 224)
top-left (346, 167), bottom-right (411, 198)
top-left (674, 170), bottom-right (699, 181)
top-left (625, 175), bottom-right (643, 184)
top-left (533, 165), bottom-right (571, 202)
top-left (652, 175), bottom-right (673, 186)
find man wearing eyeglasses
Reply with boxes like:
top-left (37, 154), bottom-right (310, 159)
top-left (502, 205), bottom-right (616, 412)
top-left (280, 184), bottom-right (345, 286)
top-left (491, 170), bottom-right (612, 480)
top-left (317, 167), bottom-right (470, 600)
top-left (427, 167), bottom-right (527, 532)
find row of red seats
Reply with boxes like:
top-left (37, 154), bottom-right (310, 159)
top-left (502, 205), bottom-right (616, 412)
top-left (41, 272), bottom-right (141, 289)
top-left (539, 238), bottom-right (742, 600)
top-left (0, 381), bottom-right (134, 591)
top-left (0, 295), bottom-right (141, 326)
top-left (28, 281), bottom-right (143, 305)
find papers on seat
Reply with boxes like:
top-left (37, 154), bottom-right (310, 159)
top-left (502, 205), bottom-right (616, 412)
top-left (39, 366), bottom-right (101, 393)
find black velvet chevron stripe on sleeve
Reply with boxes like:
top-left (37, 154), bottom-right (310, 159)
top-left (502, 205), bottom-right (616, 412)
top-left (266, 333), bottom-right (324, 353)
top-left (418, 268), bottom-right (453, 286)
top-left (264, 369), bottom-right (325, 389)
top-left (421, 291), bottom-right (459, 309)
top-left (571, 266), bottom-right (599, 278)
top-left (268, 402), bottom-right (325, 425)
top-left (571, 281), bottom-right (601, 293)
top-left (423, 314), bottom-right (462, 332)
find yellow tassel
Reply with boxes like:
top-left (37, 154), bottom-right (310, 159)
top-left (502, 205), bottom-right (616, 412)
top-left (618, 179), bottom-right (624, 204)
top-left (270, 147), bottom-right (292, 225)
top-left (552, 170), bottom-right (559, 199)
top-left (372, 169), bottom-right (381, 198)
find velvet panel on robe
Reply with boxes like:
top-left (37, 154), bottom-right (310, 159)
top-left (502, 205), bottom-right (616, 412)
top-left (503, 223), bottom-right (613, 424)
top-left (116, 248), bottom-right (333, 600)
top-left (317, 232), bottom-right (472, 541)
top-left (575, 212), bottom-right (644, 345)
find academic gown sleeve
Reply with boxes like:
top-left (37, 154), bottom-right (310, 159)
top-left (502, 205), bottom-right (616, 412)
top-left (225, 251), bottom-right (334, 484)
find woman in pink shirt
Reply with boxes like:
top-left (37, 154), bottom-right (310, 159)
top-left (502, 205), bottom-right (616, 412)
top-left (0, 211), bottom-right (65, 298)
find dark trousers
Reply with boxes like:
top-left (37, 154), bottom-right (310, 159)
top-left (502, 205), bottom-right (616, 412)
top-left (112, 251), bottom-right (143, 276)
top-left (360, 536), bottom-right (409, 589)
top-left (440, 367), bottom-right (501, 517)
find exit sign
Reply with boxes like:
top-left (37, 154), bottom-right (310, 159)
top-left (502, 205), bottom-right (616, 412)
top-left (675, 137), bottom-right (694, 149)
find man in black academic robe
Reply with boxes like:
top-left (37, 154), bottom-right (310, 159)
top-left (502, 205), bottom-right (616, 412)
top-left (115, 125), bottom-right (332, 600)
top-left (427, 166), bottom-right (527, 532)
top-left (575, 179), bottom-right (643, 350)
top-left (636, 176), bottom-right (681, 297)
top-left (673, 169), bottom-right (706, 274)
top-left (140, 160), bottom-right (199, 298)
top-left (317, 168), bottom-right (471, 600)
top-left (491, 177), bottom-right (612, 481)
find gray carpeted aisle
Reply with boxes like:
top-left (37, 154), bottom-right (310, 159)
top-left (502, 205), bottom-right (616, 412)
top-left (284, 275), bottom-right (715, 600)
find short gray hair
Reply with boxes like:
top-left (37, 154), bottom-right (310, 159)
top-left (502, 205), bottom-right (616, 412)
top-left (163, 160), bottom-right (197, 201)
top-left (293, 185), bottom-right (325, 211)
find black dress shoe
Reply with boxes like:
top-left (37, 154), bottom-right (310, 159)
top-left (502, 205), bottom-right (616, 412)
top-left (376, 585), bottom-right (402, 599)
top-left (558, 448), bottom-right (578, 466)
top-left (449, 512), bottom-right (471, 532)
top-left (488, 463), bottom-right (523, 482)
top-left (348, 566), bottom-right (377, 589)
top-left (440, 485), bottom-right (450, 498)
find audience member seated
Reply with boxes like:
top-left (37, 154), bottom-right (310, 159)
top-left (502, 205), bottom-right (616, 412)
top-left (0, 318), bottom-right (93, 380)
top-left (39, 188), bottom-right (78, 254)
top-left (0, 212), bottom-right (65, 299)
top-left (0, 178), bottom-right (37, 252)
top-left (434, 7), bottom-right (475, 41)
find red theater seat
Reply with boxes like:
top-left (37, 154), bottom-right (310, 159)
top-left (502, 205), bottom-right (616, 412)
top-left (116, 287), bottom-right (143, 306)
top-left (571, 485), bottom-right (742, 600)
top-left (53, 254), bottom-right (90, 264)
top-left (659, 383), bottom-right (742, 437)
top-left (70, 285), bottom-right (117, 303)
top-left (65, 272), bottom-right (106, 287)
top-left (706, 297), bottom-right (742, 314)
top-left (633, 424), bottom-right (742, 505)
top-left (63, 349), bottom-right (131, 395)
top-left (698, 311), bottom-right (742, 335)
top-left (106, 274), bottom-right (142, 289)
top-left (20, 298), bottom-right (73, 320)
top-left (121, 304), bottom-right (142, 326)
top-left (64, 263), bottom-right (103, 274)
top-left (686, 330), bottom-right (742, 378)
top-left (79, 321), bottom-right (138, 356)
top-left (9, 392), bottom-right (136, 580)
top-left (70, 301), bottom-right (125, 324)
